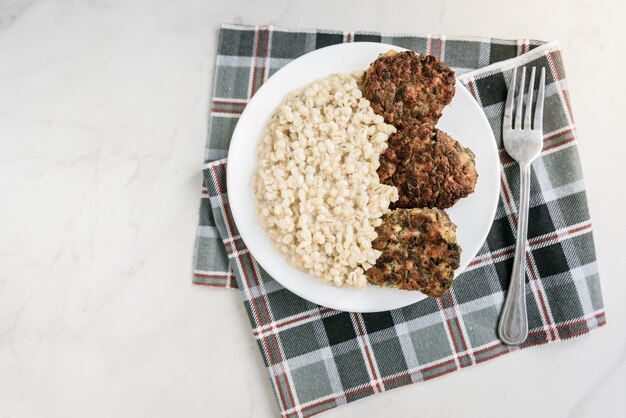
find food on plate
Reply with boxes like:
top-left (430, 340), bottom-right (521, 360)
top-left (365, 208), bottom-right (461, 297)
top-left (378, 122), bottom-right (477, 209)
top-left (253, 50), bottom-right (472, 297)
top-left (361, 50), bottom-right (456, 127)
top-left (254, 73), bottom-right (398, 289)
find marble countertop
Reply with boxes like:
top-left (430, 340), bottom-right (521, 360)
top-left (1, 0), bottom-right (625, 417)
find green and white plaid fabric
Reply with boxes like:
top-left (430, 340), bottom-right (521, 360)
top-left (194, 24), bottom-right (606, 418)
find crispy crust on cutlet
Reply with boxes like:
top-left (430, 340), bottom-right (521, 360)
top-left (365, 208), bottom-right (460, 297)
top-left (361, 50), bottom-right (455, 127)
top-left (378, 122), bottom-right (477, 209)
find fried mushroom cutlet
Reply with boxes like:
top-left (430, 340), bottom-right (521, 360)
top-left (366, 208), bottom-right (460, 297)
top-left (378, 122), bottom-right (477, 209)
top-left (361, 50), bottom-right (456, 127)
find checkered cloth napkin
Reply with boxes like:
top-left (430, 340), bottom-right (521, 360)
top-left (193, 24), bottom-right (606, 417)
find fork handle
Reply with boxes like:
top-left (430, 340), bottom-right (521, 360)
top-left (498, 164), bottom-right (530, 346)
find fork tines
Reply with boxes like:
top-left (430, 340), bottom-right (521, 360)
top-left (504, 66), bottom-right (546, 131)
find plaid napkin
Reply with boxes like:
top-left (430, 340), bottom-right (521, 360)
top-left (193, 24), bottom-right (606, 417)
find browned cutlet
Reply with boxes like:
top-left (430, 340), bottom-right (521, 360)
top-left (378, 122), bottom-right (477, 209)
top-left (366, 208), bottom-right (460, 297)
top-left (361, 50), bottom-right (456, 127)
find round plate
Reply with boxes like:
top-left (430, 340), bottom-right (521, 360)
top-left (227, 43), bottom-right (499, 312)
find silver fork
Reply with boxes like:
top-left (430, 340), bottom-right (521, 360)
top-left (498, 66), bottom-right (546, 346)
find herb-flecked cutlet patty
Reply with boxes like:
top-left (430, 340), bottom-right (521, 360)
top-left (378, 122), bottom-right (477, 209)
top-left (365, 208), bottom-right (460, 297)
top-left (361, 50), bottom-right (456, 127)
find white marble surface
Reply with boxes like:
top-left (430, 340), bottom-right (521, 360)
top-left (0, 0), bottom-right (625, 417)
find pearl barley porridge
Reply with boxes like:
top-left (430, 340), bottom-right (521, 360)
top-left (254, 72), bottom-right (398, 289)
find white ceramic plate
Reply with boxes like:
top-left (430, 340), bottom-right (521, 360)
top-left (227, 43), bottom-right (499, 312)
